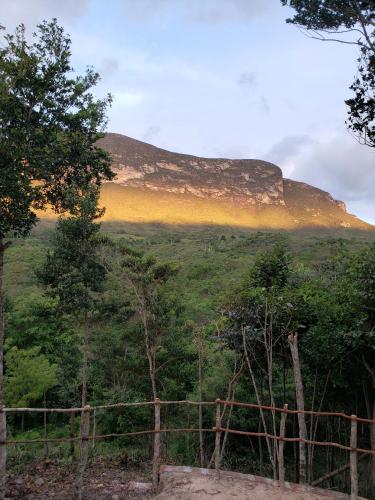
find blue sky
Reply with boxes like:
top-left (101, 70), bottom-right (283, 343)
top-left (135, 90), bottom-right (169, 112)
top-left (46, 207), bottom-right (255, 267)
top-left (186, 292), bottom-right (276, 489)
top-left (3, 0), bottom-right (375, 223)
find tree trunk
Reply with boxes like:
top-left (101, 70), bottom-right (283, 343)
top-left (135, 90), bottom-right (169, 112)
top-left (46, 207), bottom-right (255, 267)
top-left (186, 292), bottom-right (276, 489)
top-left (288, 333), bottom-right (308, 484)
top-left (242, 327), bottom-right (276, 477)
top-left (81, 315), bottom-right (90, 407)
top-left (372, 400), bottom-right (375, 492)
top-left (197, 328), bottom-right (204, 468)
top-left (0, 239), bottom-right (7, 499)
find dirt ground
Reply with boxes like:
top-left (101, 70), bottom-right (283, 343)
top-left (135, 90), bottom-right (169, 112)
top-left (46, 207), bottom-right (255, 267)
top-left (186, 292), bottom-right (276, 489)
top-left (156, 466), bottom-right (352, 500)
top-left (5, 461), bottom-right (354, 499)
top-left (5, 458), bottom-right (153, 499)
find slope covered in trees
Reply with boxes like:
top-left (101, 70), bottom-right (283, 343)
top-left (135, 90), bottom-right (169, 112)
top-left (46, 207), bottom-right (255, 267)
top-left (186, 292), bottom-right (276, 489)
top-left (3, 220), bottom-right (375, 497)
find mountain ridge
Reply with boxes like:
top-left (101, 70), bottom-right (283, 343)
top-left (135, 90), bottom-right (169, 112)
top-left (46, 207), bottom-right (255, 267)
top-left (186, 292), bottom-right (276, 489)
top-left (94, 133), bottom-right (371, 230)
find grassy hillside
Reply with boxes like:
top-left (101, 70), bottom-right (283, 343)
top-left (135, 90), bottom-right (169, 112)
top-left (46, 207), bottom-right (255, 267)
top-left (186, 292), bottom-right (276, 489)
top-left (5, 219), bottom-right (374, 322)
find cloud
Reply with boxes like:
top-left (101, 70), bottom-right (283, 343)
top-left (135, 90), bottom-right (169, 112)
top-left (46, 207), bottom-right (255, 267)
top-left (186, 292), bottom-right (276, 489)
top-left (121, 0), bottom-right (269, 23)
top-left (267, 134), bottom-right (375, 223)
top-left (237, 72), bottom-right (257, 87)
top-left (99, 57), bottom-right (120, 78)
top-left (266, 135), bottom-right (313, 165)
top-left (114, 91), bottom-right (144, 108)
top-left (259, 96), bottom-right (270, 114)
top-left (1, 0), bottom-right (91, 28)
top-left (143, 125), bottom-right (161, 143)
top-left (292, 137), bottom-right (375, 203)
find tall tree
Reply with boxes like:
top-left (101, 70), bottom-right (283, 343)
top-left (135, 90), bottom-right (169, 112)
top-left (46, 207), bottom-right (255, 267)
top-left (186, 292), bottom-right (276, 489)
top-left (281, 1), bottom-right (375, 147)
top-left (118, 248), bottom-right (178, 401)
top-left (38, 188), bottom-right (107, 407)
top-left (0, 20), bottom-right (113, 491)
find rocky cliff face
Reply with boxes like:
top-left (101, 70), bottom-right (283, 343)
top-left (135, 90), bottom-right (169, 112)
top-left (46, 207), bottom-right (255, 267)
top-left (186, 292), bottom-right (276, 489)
top-left (96, 133), bottom-right (371, 230)
top-left (98, 134), bottom-right (285, 206)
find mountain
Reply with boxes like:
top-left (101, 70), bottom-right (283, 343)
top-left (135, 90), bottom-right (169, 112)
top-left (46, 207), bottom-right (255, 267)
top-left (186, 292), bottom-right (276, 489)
top-left (96, 133), bottom-right (371, 230)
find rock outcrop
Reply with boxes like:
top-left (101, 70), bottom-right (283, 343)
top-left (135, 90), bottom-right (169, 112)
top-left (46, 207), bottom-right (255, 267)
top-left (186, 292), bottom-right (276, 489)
top-left (98, 134), bottom-right (285, 207)
top-left (96, 133), bottom-right (371, 230)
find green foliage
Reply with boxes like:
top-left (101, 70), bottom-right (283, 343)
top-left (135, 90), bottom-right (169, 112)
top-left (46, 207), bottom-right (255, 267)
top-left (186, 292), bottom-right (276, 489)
top-left (6, 292), bottom-right (80, 406)
top-left (282, 1), bottom-right (374, 30)
top-left (4, 222), bottom-right (375, 492)
top-left (282, 1), bottom-right (375, 148)
top-left (0, 20), bottom-right (114, 240)
top-left (346, 40), bottom-right (375, 147)
top-left (5, 346), bottom-right (58, 407)
top-left (38, 188), bottom-right (106, 314)
top-left (248, 242), bottom-right (290, 290)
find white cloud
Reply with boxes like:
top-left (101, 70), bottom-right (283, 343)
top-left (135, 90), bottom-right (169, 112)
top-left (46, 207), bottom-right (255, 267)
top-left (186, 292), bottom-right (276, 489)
top-left (121, 0), bottom-right (269, 23)
top-left (237, 72), bottom-right (257, 87)
top-left (1, 0), bottom-right (91, 28)
top-left (267, 134), bottom-right (375, 224)
top-left (114, 91), bottom-right (144, 108)
top-left (143, 125), bottom-right (161, 142)
top-left (99, 57), bottom-right (120, 78)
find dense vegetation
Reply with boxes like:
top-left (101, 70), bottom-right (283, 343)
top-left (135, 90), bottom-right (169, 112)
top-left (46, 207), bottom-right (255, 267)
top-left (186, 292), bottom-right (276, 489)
top-left (1, 12), bottom-right (375, 499)
top-left (4, 219), bottom-right (375, 496)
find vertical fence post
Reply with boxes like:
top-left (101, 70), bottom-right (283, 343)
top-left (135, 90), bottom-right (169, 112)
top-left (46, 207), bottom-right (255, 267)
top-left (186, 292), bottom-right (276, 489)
top-left (350, 415), bottom-right (358, 500)
top-left (214, 399), bottom-right (222, 477)
top-left (0, 405), bottom-right (6, 500)
top-left (43, 394), bottom-right (48, 459)
top-left (152, 398), bottom-right (161, 490)
top-left (278, 404), bottom-right (288, 484)
top-left (76, 405), bottom-right (90, 500)
top-left (92, 408), bottom-right (96, 450)
top-left (70, 411), bottom-right (76, 460)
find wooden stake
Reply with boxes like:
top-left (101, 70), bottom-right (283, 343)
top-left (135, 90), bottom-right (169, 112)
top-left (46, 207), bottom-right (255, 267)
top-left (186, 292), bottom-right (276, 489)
top-left (152, 398), bottom-right (161, 490)
top-left (0, 405), bottom-right (6, 500)
top-left (214, 399), bottom-right (222, 477)
top-left (92, 408), bottom-right (96, 450)
top-left (43, 393), bottom-right (48, 458)
top-left (70, 411), bottom-right (75, 459)
top-left (288, 333), bottom-right (307, 484)
top-left (278, 404), bottom-right (288, 483)
top-left (350, 415), bottom-right (358, 500)
top-left (76, 405), bottom-right (90, 500)
top-left (312, 453), bottom-right (367, 487)
top-left (372, 401), bottom-right (375, 491)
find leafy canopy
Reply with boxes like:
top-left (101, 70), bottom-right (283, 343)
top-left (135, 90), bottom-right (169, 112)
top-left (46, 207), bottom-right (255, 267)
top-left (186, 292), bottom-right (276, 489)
top-left (5, 346), bottom-right (58, 407)
top-left (281, 1), bottom-right (375, 148)
top-left (38, 188), bottom-right (107, 314)
top-left (0, 20), bottom-right (114, 240)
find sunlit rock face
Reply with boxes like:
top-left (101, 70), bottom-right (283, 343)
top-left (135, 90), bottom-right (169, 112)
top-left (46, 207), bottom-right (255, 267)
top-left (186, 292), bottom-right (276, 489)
top-left (95, 133), bottom-right (371, 229)
top-left (98, 134), bottom-right (285, 206)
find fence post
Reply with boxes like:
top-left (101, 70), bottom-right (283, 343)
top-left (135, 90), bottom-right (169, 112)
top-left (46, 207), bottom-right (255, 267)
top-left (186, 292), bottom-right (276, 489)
top-left (70, 411), bottom-right (76, 460)
top-left (350, 415), bottom-right (358, 500)
top-left (92, 408), bottom-right (96, 450)
top-left (76, 405), bottom-right (90, 500)
top-left (152, 398), bottom-right (161, 490)
top-left (214, 399), bottom-right (222, 477)
top-left (278, 404), bottom-right (288, 484)
top-left (0, 405), bottom-right (6, 500)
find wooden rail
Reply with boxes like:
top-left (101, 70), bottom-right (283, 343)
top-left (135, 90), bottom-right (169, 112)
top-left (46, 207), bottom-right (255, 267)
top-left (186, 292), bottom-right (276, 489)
top-left (2, 398), bottom-right (375, 497)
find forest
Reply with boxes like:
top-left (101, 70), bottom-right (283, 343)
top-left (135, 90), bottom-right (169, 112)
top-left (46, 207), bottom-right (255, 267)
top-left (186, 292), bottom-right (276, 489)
top-left (1, 5), bottom-right (375, 499)
top-left (3, 211), bottom-right (375, 497)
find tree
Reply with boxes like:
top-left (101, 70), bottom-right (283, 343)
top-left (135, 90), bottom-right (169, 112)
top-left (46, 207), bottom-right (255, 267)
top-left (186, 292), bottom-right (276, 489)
top-left (5, 346), bottom-right (58, 408)
top-left (118, 247), bottom-right (178, 401)
top-left (0, 19), bottom-right (113, 488)
top-left (6, 292), bottom-right (81, 407)
top-left (281, 1), bottom-right (375, 147)
top-left (38, 188), bottom-right (107, 407)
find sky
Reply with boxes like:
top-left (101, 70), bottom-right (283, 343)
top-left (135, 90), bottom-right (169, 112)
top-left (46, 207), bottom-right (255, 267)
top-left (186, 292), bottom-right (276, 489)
top-left (2, 0), bottom-right (374, 224)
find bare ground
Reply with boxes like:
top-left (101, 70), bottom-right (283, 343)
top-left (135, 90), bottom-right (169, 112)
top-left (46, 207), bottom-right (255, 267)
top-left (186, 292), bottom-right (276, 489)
top-left (156, 466), bottom-right (352, 500)
top-left (5, 462), bottom-right (354, 499)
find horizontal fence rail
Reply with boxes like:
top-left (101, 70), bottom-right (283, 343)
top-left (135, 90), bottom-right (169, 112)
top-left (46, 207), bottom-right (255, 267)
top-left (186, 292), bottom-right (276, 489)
top-left (1, 398), bottom-right (375, 497)
top-left (217, 400), bottom-right (375, 424)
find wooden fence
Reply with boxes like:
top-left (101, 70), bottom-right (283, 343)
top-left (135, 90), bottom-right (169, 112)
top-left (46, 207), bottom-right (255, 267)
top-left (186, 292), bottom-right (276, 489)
top-left (1, 399), bottom-right (375, 499)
